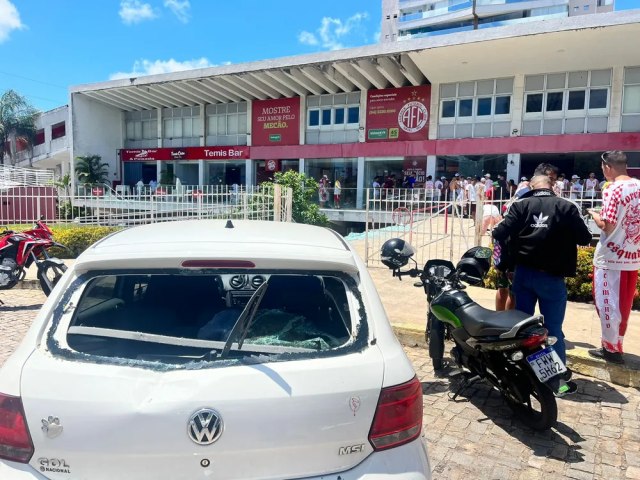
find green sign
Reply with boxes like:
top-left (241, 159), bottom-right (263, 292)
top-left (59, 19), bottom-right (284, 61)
top-left (269, 134), bottom-right (282, 142)
top-left (389, 128), bottom-right (399, 139)
top-left (368, 128), bottom-right (388, 139)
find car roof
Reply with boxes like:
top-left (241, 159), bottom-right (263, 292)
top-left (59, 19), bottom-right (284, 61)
top-left (74, 220), bottom-right (360, 274)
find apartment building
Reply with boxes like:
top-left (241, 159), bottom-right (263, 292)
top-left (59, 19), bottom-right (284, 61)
top-left (381, 0), bottom-right (615, 42)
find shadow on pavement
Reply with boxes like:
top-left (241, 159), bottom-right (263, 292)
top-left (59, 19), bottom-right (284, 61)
top-left (0, 304), bottom-right (42, 312)
top-left (421, 378), bottom-right (588, 462)
top-left (566, 340), bottom-right (597, 350)
top-left (564, 377), bottom-right (630, 404)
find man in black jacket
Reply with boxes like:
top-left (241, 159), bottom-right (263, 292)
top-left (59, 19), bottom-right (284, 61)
top-left (492, 175), bottom-right (592, 366)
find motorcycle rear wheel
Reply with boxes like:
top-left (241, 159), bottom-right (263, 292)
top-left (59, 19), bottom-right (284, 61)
top-left (38, 263), bottom-right (67, 296)
top-left (503, 373), bottom-right (557, 431)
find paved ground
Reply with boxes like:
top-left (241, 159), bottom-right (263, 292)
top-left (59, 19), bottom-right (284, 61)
top-left (1, 289), bottom-right (639, 479)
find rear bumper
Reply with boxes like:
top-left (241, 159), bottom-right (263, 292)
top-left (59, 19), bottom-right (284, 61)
top-left (0, 438), bottom-right (431, 479)
top-left (0, 460), bottom-right (48, 480)
top-left (304, 437), bottom-right (432, 479)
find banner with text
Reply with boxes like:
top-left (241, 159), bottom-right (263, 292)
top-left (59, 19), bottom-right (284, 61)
top-left (120, 146), bottom-right (250, 161)
top-left (251, 97), bottom-right (300, 146)
top-left (366, 85), bottom-right (431, 142)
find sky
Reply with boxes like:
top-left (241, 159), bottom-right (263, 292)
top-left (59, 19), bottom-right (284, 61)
top-left (0, 0), bottom-right (638, 112)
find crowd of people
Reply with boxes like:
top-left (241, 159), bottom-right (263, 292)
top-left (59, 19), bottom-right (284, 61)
top-left (491, 153), bottom-right (638, 379)
top-left (425, 152), bottom-right (639, 397)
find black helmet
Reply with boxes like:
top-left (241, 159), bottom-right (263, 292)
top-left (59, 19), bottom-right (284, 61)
top-left (456, 246), bottom-right (492, 284)
top-left (380, 238), bottom-right (415, 269)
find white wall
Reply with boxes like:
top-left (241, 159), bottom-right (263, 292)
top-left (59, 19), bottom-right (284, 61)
top-left (71, 93), bottom-right (124, 188)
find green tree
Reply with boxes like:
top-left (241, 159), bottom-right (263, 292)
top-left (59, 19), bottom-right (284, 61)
top-left (0, 90), bottom-right (37, 165)
top-left (53, 173), bottom-right (72, 195)
top-left (75, 154), bottom-right (110, 185)
top-left (261, 170), bottom-right (328, 226)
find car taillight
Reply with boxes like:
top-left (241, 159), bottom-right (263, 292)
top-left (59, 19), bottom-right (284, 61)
top-left (0, 393), bottom-right (34, 463)
top-left (368, 376), bottom-right (423, 451)
top-left (522, 332), bottom-right (548, 348)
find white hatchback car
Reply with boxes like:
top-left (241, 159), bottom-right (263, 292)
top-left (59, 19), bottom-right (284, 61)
top-left (0, 220), bottom-right (431, 480)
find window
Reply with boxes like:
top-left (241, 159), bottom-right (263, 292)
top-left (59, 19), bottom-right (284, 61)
top-left (477, 98), bottom-right (492, 116)
top-left (347, 106), bottom-right (359, 124)
top-left (438, 78), bottom-right (514, 138)
top-left (205, 103), bottom-right (246, 144)
top-left (51, 122), bottom-right (65, 140)
top-left (494, 96), bottom-right (511, 115)
top-left (568, 91), bottom-right (585, 110)
top-left (441, 100), bottom-right (456, 118)
top-left (321, 109), bottom-right (332, 125)
top-left (126, 110), bottom-right (158, 142)
top-left (526, 94), bottom-right (543, 113)
top-left (458, 99), bottom-right (473, 117)
top-left (546, 92), bottom-right (564, 112)
top-left (64, 273), bottom-right (356, 364)
top-left (523, 70), bottom-right (612, 134)
top-left (589, 89), bottom-right (608, 109)
top-left (35, 129), bottom-right (45, 146)
top-left (309, 110), bottom-right (320, 126)
top-left (306, 93), bottom-right (360, 131)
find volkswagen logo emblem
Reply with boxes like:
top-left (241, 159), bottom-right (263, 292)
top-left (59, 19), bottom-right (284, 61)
top-left (188, 408), bottom-right (224, 445)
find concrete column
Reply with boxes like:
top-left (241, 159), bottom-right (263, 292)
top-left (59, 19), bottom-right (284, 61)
top-left (299, 158), bottom-right (305, 174)
top-left (198, 159), bottom-right (205, 186)
top-left (507, 153), bottom-right (520, 183)
top-left (510, 74), bottom-right (525, 137)
top-left (299, 95), bottom-right (306, 145)
top-left (246, 101), bottom-right (252, 146)
top-left (426, 155), bottom-right (437, 178)
top-left (199, 104), bottom-right (206, 146)
top-left (356, 156), bottom-right (365, 209)
top-left (359, 90), bottom-right (368, 143)
top-left (429, 83), bottom-right (439, 140)
top-left (608, 66), bottom-right (624, 133)
top-left (245, 159), bottom-right (254, 187)
top-left (157, 108), bottom-right (162, 148)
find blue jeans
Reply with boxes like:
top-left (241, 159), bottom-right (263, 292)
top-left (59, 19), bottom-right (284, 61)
top-left (512, 265), bottom-right (568, 364)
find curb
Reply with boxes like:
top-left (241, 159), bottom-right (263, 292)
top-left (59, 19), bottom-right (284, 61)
top-left (391, 324), bottom-right (640, 389)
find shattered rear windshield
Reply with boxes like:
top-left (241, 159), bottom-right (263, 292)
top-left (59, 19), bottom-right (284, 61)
top-left (55, 271), bottom-right (363, 367)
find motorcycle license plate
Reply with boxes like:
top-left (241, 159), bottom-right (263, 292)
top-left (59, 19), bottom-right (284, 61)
top-left (526, 347), bottom-right (567, 382)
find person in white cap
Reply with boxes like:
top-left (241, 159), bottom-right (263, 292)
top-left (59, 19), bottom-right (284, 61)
top-left (515, 176), bottom-right (530, 198)
top-left (483, 173), bottom-right (493, 201)
top-left (569, 175), bottom-right (583, 200)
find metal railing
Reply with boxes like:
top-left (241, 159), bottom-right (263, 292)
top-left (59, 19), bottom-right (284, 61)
top-left (0, 183), bottom-right (292, 226)
top-left (0, 164), bottom-right (55, 188)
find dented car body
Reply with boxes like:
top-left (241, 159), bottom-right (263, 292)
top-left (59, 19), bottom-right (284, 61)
top-left (0, 220), bottom-right (431, 480)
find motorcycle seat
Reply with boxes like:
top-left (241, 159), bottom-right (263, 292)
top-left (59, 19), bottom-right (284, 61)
top-left (457, 303), bottom-right (541, 337)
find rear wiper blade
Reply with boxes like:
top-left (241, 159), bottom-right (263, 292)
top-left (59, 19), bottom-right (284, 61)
top-left (220, 281), bottom-right (269, 359)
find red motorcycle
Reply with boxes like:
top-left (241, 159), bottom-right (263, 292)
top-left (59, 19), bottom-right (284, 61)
top-left (0, 219), bottom-right (68, 297)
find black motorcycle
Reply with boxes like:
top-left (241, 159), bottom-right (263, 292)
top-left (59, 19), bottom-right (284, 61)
top-left (381, 238), bottom-right (572, 431)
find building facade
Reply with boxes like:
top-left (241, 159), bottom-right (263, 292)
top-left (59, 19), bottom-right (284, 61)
top-left (381, 0), bottom-right (615, 42)
top-left (9, 105), bottom-right (71, 177)
top-left (66, 11), bottom-right (639, 214)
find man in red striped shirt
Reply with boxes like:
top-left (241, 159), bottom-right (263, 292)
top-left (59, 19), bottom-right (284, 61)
top-left (589, 151), bottom-right (640, 364)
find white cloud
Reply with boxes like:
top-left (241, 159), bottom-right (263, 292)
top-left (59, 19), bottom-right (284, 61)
top-left (0, 0), bottom-right (24, 43)
top-left (119, 0), bottom-right (158, 25)
top-left (298, 31), bottom-right (319, 46)
top-left (299, 12), bottom-right (369, 51)
top-left (109, 58), bottom-right (217, 80)
top-left (164, 0), bottom-right (190, 23)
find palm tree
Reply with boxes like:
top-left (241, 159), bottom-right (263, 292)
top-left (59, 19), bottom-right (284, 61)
top-left (75, 155), bottom-right (110, 185)
top-left (0, 90), bottom-right (38, 165)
